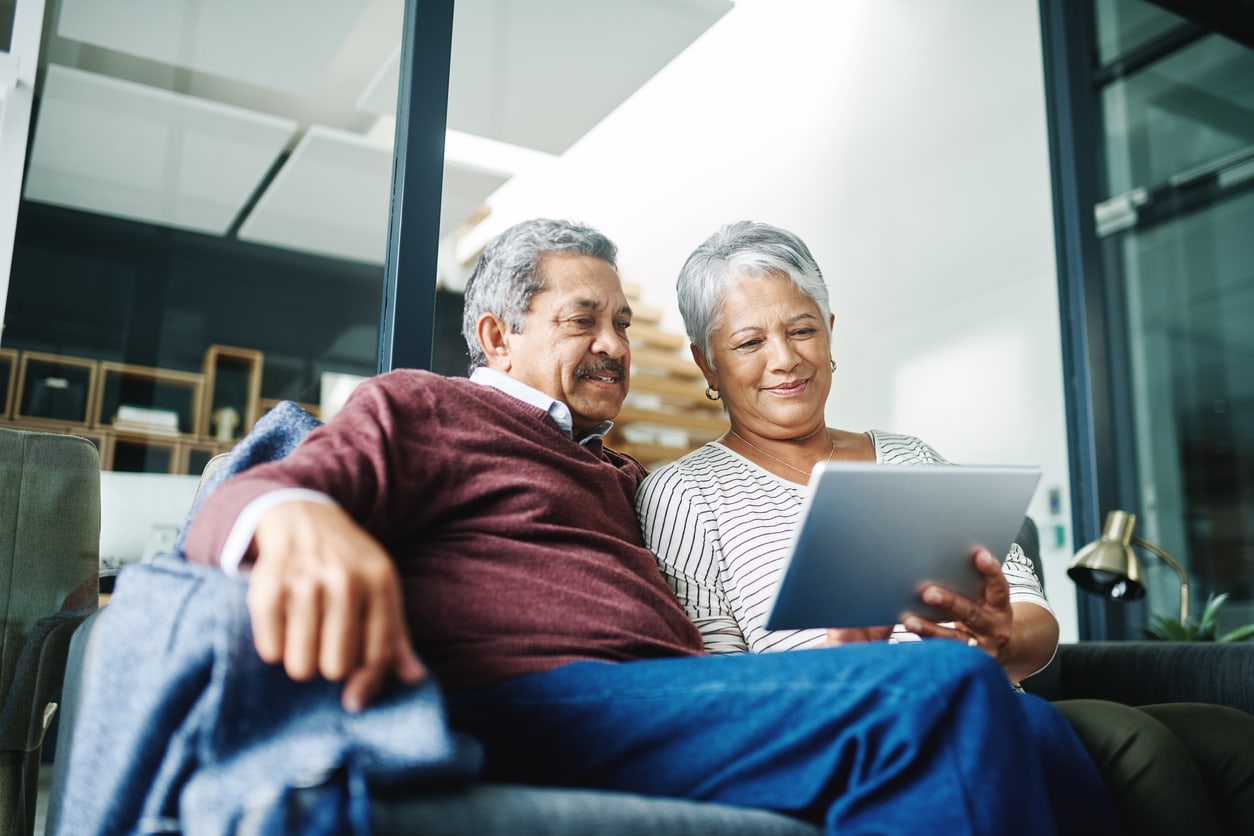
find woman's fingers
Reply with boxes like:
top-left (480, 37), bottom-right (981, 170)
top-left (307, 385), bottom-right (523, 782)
top-left (907, 548), bottom-right (1014, 658)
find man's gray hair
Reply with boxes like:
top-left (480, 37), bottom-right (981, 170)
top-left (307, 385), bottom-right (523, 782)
top-left (676, 221), bottom-right (831, 365)
top-left (461, 218), bottom-right (619, 370)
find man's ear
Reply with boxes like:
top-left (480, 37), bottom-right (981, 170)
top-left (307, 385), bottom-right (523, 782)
top-left (477, 314), bottom-right (512, 371)
top-left (690, 343), bottom-right (717, 390)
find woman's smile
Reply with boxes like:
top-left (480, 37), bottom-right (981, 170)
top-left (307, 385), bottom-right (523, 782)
top-left (765, 379), bottom-right (809, 397)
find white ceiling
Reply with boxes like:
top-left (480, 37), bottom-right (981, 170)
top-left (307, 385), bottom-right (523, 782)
top-left (21, 0), bottom-right (734, 265)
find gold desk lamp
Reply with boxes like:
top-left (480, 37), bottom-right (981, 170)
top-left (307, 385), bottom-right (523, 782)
top-left (1068, 510), bottom-right (1190, 622)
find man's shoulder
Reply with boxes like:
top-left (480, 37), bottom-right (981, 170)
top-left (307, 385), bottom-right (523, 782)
top-left (374, 368), bottom-right (463, 387)
top-left (368, 369), bottom-right (485, 399)
top-left (603, 445), bottom-right (649, 483)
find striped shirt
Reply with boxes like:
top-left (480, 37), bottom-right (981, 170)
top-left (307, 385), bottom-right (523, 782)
top-left (635, 430), bottom-right (1052, 654)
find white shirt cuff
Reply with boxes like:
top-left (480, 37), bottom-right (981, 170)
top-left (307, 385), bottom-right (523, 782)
top-left (220, 488), bottom-right (339, 578)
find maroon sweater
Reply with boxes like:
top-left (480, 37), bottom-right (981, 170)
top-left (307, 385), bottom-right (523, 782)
top-left (184, 370), bottom-right (705, 690)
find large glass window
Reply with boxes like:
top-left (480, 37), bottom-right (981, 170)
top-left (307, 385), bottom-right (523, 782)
top-left (1101, 33), bottom-right (1254, 197)
top-left (1094, 0), bottom-right (1186, 64)
top-left (2, 0), bottom-right (410, 575)
top-left (1046, 0), bottom-right (1254, 635)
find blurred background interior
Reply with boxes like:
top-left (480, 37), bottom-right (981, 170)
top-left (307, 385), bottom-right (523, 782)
top-left (1, 0), bottom-right (1252, 647)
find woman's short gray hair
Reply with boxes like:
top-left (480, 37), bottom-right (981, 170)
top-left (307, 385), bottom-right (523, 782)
top-left (676, 221), bottom-right (831, 363)
top-left (461, 218), bottom-right (618, 369)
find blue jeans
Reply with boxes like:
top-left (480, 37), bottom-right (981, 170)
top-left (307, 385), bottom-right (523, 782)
top-left (446, 642), bottom-right (1122, 835)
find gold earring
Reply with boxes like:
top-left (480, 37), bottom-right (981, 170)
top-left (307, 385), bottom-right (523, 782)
top-left (704, 386), bottom-right (721, 401)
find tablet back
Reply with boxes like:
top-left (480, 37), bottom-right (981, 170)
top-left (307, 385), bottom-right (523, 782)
top-left (764, 461), bottom-right (1042, 630)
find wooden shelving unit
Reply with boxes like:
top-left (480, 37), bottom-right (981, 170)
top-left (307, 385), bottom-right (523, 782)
top-left (12, 351), bottom-right (98, 428)
top-left (0, 347), bottom-right (16, 421)
top-left (0, 345), bottom-right (265, 474)
top-left (200, 344), bottom-right (263, 440)
top-left (94, 361), bottom-right (205, 435)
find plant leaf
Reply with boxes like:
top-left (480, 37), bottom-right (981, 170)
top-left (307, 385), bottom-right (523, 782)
top-left (1199, 592), bottom-right (1229, 631)
top-left (1145, 615), bottom-right (1195, 642)
top-left (1218, 624), bottom-right (1254, 644)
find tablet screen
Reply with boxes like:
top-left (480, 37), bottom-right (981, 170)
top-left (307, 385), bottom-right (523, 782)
top-left (764, 461), bottom-right (1042, 630)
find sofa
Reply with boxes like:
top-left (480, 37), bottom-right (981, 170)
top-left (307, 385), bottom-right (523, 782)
top-left (40, 423), bottom-right (1254, 834)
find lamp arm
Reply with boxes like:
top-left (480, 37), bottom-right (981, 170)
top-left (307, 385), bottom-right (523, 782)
top-left (1133, 536), bottom-right (1190, 622)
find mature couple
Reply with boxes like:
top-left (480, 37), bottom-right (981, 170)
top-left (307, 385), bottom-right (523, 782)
top-left (186, 218), bottom-right (1251, 834)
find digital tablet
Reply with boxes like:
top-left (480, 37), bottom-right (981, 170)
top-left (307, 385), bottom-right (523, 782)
top-left (763, 461), bottom-right (1042, 630)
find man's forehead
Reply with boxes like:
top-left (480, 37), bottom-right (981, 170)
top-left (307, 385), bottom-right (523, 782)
top-left (534, 254), bottom-right (629, 309)
top-left (560, 296), bottom-right (633, 316)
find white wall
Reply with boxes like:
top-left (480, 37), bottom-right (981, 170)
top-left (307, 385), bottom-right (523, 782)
top-left (99, 471), bottom-right (202, 569)
top-left (465, 0), bottom-right (1081, 640)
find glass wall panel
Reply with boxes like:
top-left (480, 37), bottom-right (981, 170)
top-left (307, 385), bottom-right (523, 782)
top-left (1094, 0), bottom-right (1185, 65)
top-left (1, 0), bottom-right (407, 575)
top-left (1119, 187), bottom-right (1254, 627)
top-left (1090, 0), bottom-right (1254, 632)
top-left (1101, 34), bottom-right (1254, 198)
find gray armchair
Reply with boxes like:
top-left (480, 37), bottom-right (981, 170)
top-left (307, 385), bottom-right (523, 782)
top-left (0, 428), bottom-right (99, 836)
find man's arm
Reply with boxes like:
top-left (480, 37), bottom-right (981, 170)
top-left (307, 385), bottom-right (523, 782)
top-left (183, 378), bottom-right (428, 711)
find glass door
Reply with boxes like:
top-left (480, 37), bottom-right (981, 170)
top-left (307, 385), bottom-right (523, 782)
top-left (1090, 1), bottom-right (1254, 631)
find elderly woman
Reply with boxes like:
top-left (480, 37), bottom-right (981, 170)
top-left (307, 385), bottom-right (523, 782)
top-left (637, 220), bottom-right (1254, 836)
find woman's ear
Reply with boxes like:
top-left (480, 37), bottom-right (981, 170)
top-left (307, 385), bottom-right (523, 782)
top-left (477, 314), bottom-right (511, 371)
top-left (690, 343), bottom-right (717, 389)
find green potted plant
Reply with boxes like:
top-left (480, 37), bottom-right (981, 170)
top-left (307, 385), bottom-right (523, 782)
top-left (1145, 592), bottom-right (1254, 642)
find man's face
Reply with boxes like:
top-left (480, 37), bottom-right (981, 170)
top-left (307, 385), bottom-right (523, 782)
top-left (497, 253), bottom-right (632, 436)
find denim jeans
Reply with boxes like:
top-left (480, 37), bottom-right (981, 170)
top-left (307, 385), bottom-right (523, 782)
top-left (447, 643), bottom-right (1123, 836)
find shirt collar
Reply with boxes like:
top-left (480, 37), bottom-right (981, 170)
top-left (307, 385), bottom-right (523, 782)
top-left (470, 366), bottom-right (613, 445)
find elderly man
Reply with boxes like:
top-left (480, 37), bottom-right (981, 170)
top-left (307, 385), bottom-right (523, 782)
top-left (184, 218), bottom-right (1117, 835)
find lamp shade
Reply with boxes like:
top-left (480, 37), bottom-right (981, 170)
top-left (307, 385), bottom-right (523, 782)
top-left (1068, 510), bottom-right (1146, 601)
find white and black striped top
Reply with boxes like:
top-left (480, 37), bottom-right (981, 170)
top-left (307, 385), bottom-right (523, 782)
top-left (635, 431), bottom-right (1052, 654)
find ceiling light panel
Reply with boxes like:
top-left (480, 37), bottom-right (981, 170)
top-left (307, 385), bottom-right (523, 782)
top-left (56, 0), bottom-right (369, 96)
top-left (24, 65), bottom-right (297, 235)
top-left (357, 0), bottom-right (733, 154)
top-left (238, 126), bottom-right (511, 264)
top-left (237, 126), bottom-right (393, 264)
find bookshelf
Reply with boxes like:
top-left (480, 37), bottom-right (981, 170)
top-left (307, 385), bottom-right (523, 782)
top-left (0, 345), bottom-right (264, 474)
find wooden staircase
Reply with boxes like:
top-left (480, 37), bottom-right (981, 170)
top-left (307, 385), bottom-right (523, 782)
top-left (607, 281), bottom-right (727, 467)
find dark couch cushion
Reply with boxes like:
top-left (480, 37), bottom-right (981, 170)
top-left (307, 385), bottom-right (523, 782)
top-left (372, 783), bottom-right (822, 835)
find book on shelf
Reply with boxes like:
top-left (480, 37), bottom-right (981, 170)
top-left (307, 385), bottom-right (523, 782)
top-left (112, 404), bottom-right (181, 436)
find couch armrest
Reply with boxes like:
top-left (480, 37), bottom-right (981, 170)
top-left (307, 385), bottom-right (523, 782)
top-left (1022, 641), bottom-right (1254, 715)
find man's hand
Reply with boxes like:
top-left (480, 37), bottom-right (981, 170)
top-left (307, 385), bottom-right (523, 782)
top-left (902, 547), bottom-right (1013, 662)
top-left (247, 500), bottom-right (425, 712)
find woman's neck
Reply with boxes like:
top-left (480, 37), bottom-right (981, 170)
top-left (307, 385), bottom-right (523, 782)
top-left (724, 425), bottom-right (834, 482)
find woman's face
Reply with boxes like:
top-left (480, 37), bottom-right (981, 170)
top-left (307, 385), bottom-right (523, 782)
top-left (696, 272), bottom-right (834, 440)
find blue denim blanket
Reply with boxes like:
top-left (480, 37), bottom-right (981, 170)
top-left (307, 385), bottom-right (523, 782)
top-left (53, 402), bottom-right (482, 835)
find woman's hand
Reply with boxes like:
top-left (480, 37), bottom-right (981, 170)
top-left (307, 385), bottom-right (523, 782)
top-left (903, 548), bottom-right (1012, 662)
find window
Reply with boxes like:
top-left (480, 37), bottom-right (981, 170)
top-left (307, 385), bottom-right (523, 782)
top-left (1042, 0), bottom-right (1254, 637)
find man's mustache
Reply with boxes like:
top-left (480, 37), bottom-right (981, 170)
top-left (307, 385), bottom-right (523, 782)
top-left (576, 360), bottom-right (627, 380)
